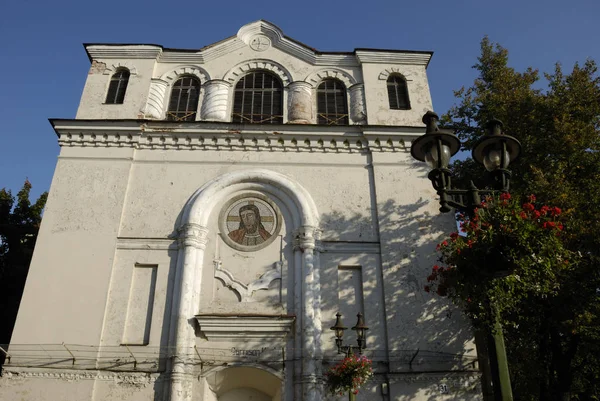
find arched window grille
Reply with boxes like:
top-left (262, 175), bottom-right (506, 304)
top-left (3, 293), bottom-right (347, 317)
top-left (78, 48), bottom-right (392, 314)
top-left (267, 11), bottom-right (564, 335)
top-left (232, 71), bottom-right (283, 124)
top-left (105, 69), bottom-right (130, 104)
top-left (317, 79), bottom-right (349, 125)
top-left (387, 75), bottom-right (410, 110)
top-left (167, 76), bottom-right (201, 121)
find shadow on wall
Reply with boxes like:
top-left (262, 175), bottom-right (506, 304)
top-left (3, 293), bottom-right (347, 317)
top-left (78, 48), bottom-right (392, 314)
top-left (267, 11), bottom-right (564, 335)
top-left (319, 193), bottom-right (479, 399)
top-left (156, 164), bottom-right (479, 401)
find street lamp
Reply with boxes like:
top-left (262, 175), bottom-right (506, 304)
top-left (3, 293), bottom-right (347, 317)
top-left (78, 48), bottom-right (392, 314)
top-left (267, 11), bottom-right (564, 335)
top-left (330, 312), bottom-right (368, 356)
top-left (411, 111), bottom-right (521, 213)
top-left (330, 313), bottom-right (369, 401)
top-left (411, 111), bottom-right (521, 401)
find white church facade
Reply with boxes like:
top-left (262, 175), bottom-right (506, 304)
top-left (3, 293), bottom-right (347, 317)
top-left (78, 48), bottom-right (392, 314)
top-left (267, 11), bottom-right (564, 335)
top-left (0, 21), bottom-right (482, 401)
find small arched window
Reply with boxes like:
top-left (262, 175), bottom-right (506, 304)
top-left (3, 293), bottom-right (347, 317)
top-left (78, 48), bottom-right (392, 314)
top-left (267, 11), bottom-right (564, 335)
top-left (317, 79), bottom-right (349, 125)
top-left (105, 69), bottom-right (130, 104)
top-left (387, 75), bottom-right (410, 110)
top-left (167, 76), bottom-right (201, 121)
top-left (232, 71), bottom-right (283, 124)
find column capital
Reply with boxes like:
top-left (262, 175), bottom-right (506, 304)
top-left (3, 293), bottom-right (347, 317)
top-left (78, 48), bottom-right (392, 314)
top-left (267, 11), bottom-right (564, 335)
top-left (177, 223), bottom-right (209, 249)
top-left (293, 225), bottom-right (319, 252)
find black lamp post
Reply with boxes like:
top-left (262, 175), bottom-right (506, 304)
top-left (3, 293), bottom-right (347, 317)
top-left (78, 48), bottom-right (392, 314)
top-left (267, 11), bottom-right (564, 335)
top-left (411, 111), bottom-right (520, 401)
top-left (411, 111), bottom-right (521, 213)
top-left (330, 313), bottom-right (369, 401)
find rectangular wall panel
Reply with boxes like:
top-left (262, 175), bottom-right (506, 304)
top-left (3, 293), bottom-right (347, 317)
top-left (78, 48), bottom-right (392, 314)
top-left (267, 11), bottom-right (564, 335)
top-left (122, 264), bottom-right (158, 345)
top-left (337, 265), bottom-right (364, 323)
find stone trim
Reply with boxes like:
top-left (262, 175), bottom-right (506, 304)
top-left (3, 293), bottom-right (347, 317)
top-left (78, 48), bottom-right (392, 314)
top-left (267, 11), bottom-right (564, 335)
top-left (1, 368), bottom-right (158, 385)
top-left (378, 67), bottom-right (412, 81)
top-left (305, 68), bottom-right (357, 88)
top-left (159, 65), bottom-right (210, 83)
top-left (103, 62), bottom-right (138, 76)
top-left (223, 59), bottom-right (291, 86)
top-left (356, 50), bottom-right (432, 66)
top-left (116, 237), bottom-right (176, 250)
top-left (56, 131), bottom-right (411, 153)
top-left (195, 315), bottom-right (295, 340)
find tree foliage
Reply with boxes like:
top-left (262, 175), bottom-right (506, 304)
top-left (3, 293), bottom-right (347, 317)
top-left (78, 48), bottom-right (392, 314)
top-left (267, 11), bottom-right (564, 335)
top-left (440, 38), bottom-right (600, 400)
top-left (0, 180), bottom-right (47, 347)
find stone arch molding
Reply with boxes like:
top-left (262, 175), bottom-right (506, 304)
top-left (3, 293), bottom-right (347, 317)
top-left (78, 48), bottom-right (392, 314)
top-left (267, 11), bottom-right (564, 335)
top-left (168, 169), bottom-right (322, 401)
top-left (142, 66), bottom-right (211, 120)
top-left (378, 67), bottom-right (413, 81)
top-left (305, 68), bottom-right (357, 88)
top-left (223, 60), bottom-right (292, 86)
top-left (160, 65), bottom-right (210, 83)
top-left (103, 62), bottom-right (138, 75)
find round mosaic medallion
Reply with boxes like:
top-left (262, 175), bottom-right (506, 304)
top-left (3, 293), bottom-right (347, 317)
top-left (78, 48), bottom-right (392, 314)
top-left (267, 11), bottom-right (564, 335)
top-left (219, 193), bottom-right (282, 252)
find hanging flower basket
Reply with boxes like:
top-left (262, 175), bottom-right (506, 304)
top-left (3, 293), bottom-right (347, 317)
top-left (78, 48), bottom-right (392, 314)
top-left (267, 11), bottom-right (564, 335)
top-left (325, 354), bottom-right (373, 396)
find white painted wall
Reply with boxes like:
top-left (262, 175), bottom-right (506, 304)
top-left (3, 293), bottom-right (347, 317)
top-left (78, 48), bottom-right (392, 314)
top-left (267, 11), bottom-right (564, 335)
top-left (1, 21), bottom-right (481, 401)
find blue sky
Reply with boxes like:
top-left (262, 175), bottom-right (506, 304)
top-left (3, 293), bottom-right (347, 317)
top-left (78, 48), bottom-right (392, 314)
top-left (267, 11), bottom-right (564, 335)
top-left (1, 0), bottom-right (599, 201)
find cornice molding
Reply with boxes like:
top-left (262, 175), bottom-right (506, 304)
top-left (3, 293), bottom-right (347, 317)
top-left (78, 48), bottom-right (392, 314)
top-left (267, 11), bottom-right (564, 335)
top-left (2, 368), bottom-right (158, 385)
top-left (355, 50), bottom-right (432, 66)
top-left (85, 22), bottom-right (431, 68)
top-left (320, 242), bottom-right (380, 254)
top-left (195, 315), bottom-right (295, 341)
top-left (116, 237), bottom-right (176, 250)
top-left (51, 120), bottom-right (424, 152)
top-left (86, 45), bottom-right (162, 60)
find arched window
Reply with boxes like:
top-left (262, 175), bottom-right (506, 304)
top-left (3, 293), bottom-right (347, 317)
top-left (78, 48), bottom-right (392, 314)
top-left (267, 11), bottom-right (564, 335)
top-left (387, 75), bottom-right (410, 110)
top-left (167, 76), bottom-right (201, 121)
top-left (232, 71), bottom-right (283, 124)
top-left (105, 69), bottom-right (130, 104)
top-left (317, 79), bottom-right (348, 125)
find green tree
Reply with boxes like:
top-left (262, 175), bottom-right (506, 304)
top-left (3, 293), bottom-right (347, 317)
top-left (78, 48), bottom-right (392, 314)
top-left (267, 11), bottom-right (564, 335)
top-left (441, 38), bottom-right (600, 400)
top-left (0, 180), bottom-right (47, 348)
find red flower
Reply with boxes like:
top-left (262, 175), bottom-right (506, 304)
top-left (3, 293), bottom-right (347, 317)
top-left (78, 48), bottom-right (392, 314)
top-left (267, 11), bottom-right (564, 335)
top-left (522, 203), bottom-right (535, 211)
top-left (551, 207), bottom-right (562, 216)
top-left (500, 192), bottom-right (511, 201)
top-left (450, 232), bottom-right (459, 239)
top-left (540, 205), bottom-right (550, 215)
top-left (528, 194), bottom-right (536, 202)
top-left (533, 210), bottom-right (541, 219)
top-left (519, 211), bottom-right (528, 219)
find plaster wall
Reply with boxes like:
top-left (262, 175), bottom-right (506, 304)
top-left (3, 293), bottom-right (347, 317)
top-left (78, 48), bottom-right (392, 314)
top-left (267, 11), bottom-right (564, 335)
top-left (11, 148), bottom-right (133, 345)
top-left (0, 373), bottom-right (95, 401)
top-left (76, 58), bottom-right (156, 119)
top-left (360, 63), bottom-right (433, 126)
top-left (370, 151), bottom-right (477, 369)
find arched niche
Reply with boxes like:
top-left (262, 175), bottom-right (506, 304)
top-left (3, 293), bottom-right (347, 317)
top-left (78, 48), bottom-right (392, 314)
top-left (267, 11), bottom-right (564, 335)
top-left (203, 366), bottom-right (282, 401)
top-left (168, 169), bottom-right (323, 401)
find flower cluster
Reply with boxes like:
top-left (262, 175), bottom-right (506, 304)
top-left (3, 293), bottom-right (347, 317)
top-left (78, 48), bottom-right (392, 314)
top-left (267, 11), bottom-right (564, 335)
top-left (424, 193), bottom-right (576, 328)
top-left (324, 354), bottom-right (373, 396)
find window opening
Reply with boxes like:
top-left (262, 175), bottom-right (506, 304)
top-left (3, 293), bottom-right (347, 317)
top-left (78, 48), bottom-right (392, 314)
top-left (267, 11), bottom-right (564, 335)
top-left (105, 69), bottom-right (130, 104)
top-left (167, 76), bottom-right (201, 121)
top-left (387, 75), bottom-right (410, 110)
top-left (317, 79), bottom-right (349, 125)
top-left (232, 71), bottom-right (283, 124)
